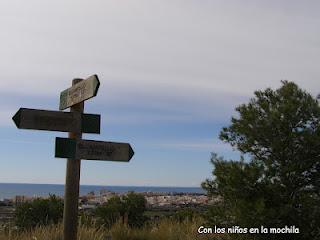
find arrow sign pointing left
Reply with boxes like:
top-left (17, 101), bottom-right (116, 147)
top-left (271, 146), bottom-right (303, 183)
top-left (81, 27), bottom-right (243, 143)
top-left (55, 137), bottom-right (134, 162)
top-left (12, 108), bottom-right (100, 134)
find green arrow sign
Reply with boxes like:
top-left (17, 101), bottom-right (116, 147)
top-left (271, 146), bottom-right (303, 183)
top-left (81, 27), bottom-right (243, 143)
top-left (59, 75), bottom-right (100, 110)
top-left (55, 137), bottom-right (134, 162)
top-left (12, 108), bottom-right (100, 134)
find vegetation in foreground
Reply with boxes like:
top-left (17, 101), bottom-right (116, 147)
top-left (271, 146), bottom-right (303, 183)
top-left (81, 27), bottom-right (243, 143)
top-left (0, 219), bottom-right (253, 240)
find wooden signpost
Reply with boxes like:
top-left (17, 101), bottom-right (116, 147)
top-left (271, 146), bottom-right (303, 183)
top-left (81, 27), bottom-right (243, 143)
top-left (12, 75), bottom-right (134, 240)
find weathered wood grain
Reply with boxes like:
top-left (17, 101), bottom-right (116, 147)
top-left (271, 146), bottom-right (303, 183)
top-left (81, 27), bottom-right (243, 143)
top-left (55, 137), bottom-right (134, 162)
top-left (59, 75), bottom-right (100, 110)
top-left (12, 108), bottom-right (100, 134)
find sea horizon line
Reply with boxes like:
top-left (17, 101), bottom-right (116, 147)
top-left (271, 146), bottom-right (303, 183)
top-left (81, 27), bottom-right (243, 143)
top-left (0, 182), bottom-right (202, 189)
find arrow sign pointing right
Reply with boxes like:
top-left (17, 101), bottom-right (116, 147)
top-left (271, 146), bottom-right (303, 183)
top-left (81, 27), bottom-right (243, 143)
top-left (59, 75), bottom-right (100, 110)
top-left (55, 137), bottom-right (134, 162)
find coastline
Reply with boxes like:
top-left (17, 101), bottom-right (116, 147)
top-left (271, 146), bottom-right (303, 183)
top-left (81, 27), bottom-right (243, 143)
top-left (0, 183), bottom-right (205, 199)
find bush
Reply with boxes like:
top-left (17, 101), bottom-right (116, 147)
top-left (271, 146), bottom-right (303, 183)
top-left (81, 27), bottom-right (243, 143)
top-left (15, 195), bottom-right (63, 230)
top-left (96, 192), bottom-right (147, 228)
top-left (173, 208), bottom-right (200, 222)
top-left (96, 196), bottom-right (124, 228)
top-left (123, 192), bottom-right (147, 227)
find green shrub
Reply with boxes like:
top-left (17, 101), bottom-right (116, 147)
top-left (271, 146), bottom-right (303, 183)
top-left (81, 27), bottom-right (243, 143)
top-left (173, 208), bottom-right (200, 222)
top-left (15, 195), bottom-right (63, 230)
top-left (96, 192), bottom-right (147, 228)
top-left (96, 196), bottom-right (124, 228)
top-left (123, 192), bottom-right (147, 227)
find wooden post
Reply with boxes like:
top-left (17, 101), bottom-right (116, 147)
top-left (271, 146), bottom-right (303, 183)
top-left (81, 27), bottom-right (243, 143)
top-left (12, 74), bottom-right (135, 239)
top-left (63, 78), bottom-right (84, 240)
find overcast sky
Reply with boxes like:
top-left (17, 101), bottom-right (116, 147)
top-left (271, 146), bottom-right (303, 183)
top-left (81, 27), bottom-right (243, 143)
top-left (0, 1), bottom-right (319, 187)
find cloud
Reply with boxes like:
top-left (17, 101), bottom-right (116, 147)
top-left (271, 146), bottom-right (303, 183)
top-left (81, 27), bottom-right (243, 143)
top-left (0, 0), bottom-right (319, 102)
top-left (1, 1), bottom-right (319, 186)
top-left (1, 1), bottom-right (319, 129)
top-left (146, 139), bottom-right (232, 152)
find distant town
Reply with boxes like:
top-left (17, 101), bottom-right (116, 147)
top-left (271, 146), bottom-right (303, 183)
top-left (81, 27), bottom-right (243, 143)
top-left (0, 189), bottom-right (218, 228)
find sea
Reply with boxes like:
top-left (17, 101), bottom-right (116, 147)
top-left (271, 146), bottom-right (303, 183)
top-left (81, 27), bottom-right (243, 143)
top-left (0, 183), bottom-right (205, 200)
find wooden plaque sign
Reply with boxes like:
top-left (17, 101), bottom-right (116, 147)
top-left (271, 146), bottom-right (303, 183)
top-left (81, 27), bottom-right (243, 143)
top-left (12, 108), bottom-right (100, 134)
top-left (59, 75), bottom-right (100, 110)
top-left (55, 137), bottom-right (134, 162)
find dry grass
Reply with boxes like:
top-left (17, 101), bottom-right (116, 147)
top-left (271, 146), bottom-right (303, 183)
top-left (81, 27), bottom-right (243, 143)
top-left (0, 219), bottom-right (255, 240)
top-left (0, 224), bottom-right (108, 240)
top-left (110, 218), bottom-right (231, 240)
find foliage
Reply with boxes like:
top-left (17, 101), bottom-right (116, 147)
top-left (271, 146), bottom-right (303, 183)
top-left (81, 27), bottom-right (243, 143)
top-left (202, 81), bottom-right (320, 240)
top-left (79, 212), bottom-right (97, 228)
top-left (95, 196), bottom-right (124, 228)
top-left (96, 192), bottom-right (147, 228)
top-left (15, 195), bottom-right (63, 230)
top-left (173, 208), bottom-right (200, 222)
top-left (123, 192), bottom-right (147, 227)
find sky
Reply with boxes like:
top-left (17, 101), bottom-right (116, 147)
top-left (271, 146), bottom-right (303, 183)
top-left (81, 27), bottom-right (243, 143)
top-left (0, 1), bottom-right (319, 187)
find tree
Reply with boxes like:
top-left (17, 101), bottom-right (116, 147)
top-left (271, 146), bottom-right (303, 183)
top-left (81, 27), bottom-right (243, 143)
top-left (202, 81), bottom-right (320, 239)
top-left (15, 195), bottom-right (63, 230)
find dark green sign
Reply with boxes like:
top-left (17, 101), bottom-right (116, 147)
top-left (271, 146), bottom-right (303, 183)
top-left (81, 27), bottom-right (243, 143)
top-left (55, 137), bottom-right (134, 162)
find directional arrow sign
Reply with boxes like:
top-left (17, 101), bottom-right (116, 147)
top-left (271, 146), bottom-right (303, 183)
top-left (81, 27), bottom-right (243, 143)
top-left (59, 75), bottom-right (100, 110)
top-left (12, 108), bottom-right (100, 134)
top-left (55, 137), bottom-right (134, 162)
